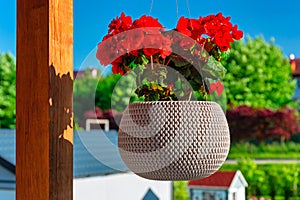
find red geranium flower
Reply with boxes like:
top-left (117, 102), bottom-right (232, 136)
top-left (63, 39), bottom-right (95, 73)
top-left (96, 12), bottom-right (244, 102)
top-left (133, 15), bottom-right (163, 28)
top-left (176, 17), bottom-right (192, 37)
top-left (97, 12), bottom-right (244, 81)
top-left (111, 57), bottom-right (125, 75)
top-left (143, 32), bottom-right (164, 56)
top-left (179, 37), bottom-right (195, 50)
top-left (209, 80), bottom-right (224, 96)
top-left (107, 12), bottom-right (133, 38)
top-left (122, 29), bottom-right (145, 51)
top-left (214, 31), bottom-right (234, 52)
top-left (96, 37), bottom-right (117, 66)
top-left (160, 36), bottom-right (173, 58)
top-left (232, 25), bottom-right (243, 40)
top-left (129, 50), bottom-right (139, 56)
top-left (115, 40), bottom-right (128, 56)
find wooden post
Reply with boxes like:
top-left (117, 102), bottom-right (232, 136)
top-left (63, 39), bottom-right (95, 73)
top-left (16, 0), bottom-right (73, 199)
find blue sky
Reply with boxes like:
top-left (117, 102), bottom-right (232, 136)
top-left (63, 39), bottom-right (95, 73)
top-left (1, 0), bottom-right (300, 70)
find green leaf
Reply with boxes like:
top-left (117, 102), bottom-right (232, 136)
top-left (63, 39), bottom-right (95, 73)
top-left (141, 55), bottom-right (149, 65)
top-left (220, 49), bottom-right (231, 61)
top-left (128, 60), bottom-right (137, 69)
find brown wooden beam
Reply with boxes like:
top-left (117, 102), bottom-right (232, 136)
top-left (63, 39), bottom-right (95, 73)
top-left (16, 0), bottom-right (73, 199)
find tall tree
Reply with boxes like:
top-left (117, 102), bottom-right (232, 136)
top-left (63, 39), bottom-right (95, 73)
top-left (222, 36), bottom-right (295, 109)
top-left (0, 53), bottom-right (16, 128)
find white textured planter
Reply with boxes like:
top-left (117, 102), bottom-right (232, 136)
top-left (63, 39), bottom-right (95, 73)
top-left (118, 101), bottom-right (230, 180)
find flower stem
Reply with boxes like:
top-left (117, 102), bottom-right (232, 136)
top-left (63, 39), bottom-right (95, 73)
top-left (187, 90), bottom-right (193, 101)
top-left (150, 55), bottom-right (154, 70)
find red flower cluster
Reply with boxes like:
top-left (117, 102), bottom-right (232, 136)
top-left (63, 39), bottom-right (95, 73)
top-left (104, 12), bottom-right (133, 40)
top-left (176, 12), bottom-right (243, 52)
top-left (96, 13), bottom-right (172, 73)
top-left (96, 12), bottom-right (243, 76)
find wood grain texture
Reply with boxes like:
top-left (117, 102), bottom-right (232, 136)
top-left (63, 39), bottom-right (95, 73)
top-left (16, 0), bottom-right (73, 199)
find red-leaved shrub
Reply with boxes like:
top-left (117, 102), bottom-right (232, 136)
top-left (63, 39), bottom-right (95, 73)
top-left (226, 105), bottom-right (300, 142)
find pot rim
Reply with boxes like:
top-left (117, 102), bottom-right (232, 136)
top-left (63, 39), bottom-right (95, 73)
top-left (128, 100), bottom-right (219, 106)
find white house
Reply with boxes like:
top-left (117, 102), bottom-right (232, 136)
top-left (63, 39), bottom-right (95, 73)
top-left (188, 170), bottom-right (248, 200)
top-left (74, 172), bottom-right (171, 200)
top-left (0, 130), bottom-right (172, 200)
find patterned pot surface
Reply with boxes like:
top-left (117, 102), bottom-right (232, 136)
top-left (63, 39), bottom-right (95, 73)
top-left (118, 101), bottom-right (230, 180)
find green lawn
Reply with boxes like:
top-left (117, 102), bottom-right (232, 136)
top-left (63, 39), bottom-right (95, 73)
top-left (228, 141), bottom-right (300, 159)
top-left (220, 162), bottom-right (300, 171)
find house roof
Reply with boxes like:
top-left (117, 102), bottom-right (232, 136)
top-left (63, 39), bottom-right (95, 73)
top-left (74, 70), bottom-right (86, 78)
top-left (188, 170), bottom-right (247, 189)
top-left (74, 68), bottom-right (100, 79)
top-left (74, 130), bottom-right (128, 177)
top-left (142, 188), bottom-right (159, 200)
top-left (291, 58), bottom-right (300, 76)
top-left (0, 129), bottom-right (128, 189)
top-left (0, 164), bottom-right (15, 190)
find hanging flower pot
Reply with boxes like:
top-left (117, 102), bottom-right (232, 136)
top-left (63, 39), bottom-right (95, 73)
top-left (118, 101), bottom-right (230, 180)
top-left (96, 12), bottom-right (243, 180)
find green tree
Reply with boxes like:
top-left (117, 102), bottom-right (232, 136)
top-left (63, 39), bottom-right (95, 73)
top-left (173, 181), bottom-right (189, 200)
top-left (96, 73), bottom-right (141, 112)
top-left (280, 166), bottom-right (299, 200)
top-left (74, 72), bottom-right (141, 128)
top-left (73, 71), bottom-right (99, 123)
top-left (237, 159), bottom-right (270, 197)
top-left (222, 36), bottom-right (295, 109)
top-left (0, 53), bottom-right (16, 129)
top-left (95, 74), bottom-right (121, 111)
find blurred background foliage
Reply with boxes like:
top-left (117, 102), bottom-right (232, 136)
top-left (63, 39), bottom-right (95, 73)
top-left (0, 53), bottom-right (16, 129)
top-left (222, 36), bottom-right (296, 109)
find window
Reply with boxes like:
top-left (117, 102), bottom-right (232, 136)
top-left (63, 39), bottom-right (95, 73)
top-left (232, 192), bottom-right (236, 200)
top-left (202, 192), bottom-right (216, 200)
